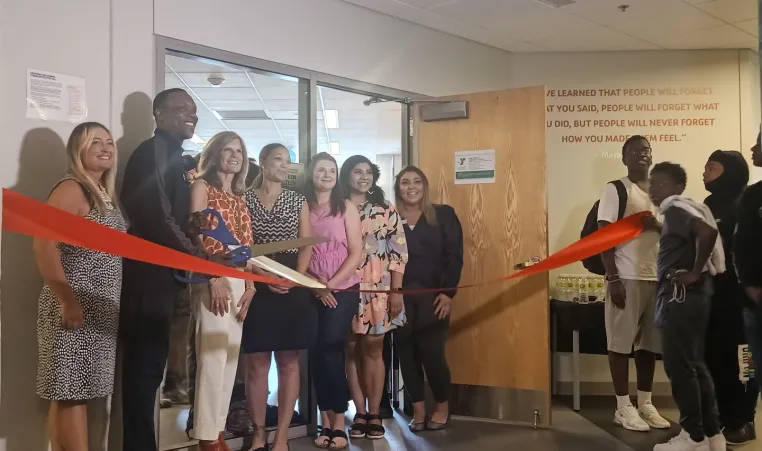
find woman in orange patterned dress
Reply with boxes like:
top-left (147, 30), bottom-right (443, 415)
top-left (187, 131), bottom-right (256, 451)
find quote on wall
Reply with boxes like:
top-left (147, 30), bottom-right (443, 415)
top-left (546, 87), bottom-right (720, 149)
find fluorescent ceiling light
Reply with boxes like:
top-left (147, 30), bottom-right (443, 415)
top-left (324, 110), bottom-right (339, 129)
top-left (191, 134), bottom-right (206, 145)
top-left (329, 142), bottom-right (341, 156)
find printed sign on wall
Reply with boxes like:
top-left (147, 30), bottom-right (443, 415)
top-left (26, 69), bottom-right (87, 122)
top-left (283, 163), bottom-right (304, 189)
top-left (454, 150), bottom-right (496, 185)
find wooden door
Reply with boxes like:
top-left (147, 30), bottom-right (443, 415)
top-left (415, 86), bottom-right (549, 426)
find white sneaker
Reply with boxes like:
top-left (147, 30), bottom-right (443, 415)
top-left (615, 405), bottom-right (651, 432)
top-left (654, 430), bottom-right (710, 451)
top-left (639, 402), bottom-right (671, 429)
top-left (707, 434), bottom-right (726, 451)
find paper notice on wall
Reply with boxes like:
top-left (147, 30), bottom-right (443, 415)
top-left (454, 150), bottom-right (496, 184)
top-left (283, 163), bottom-right (304, 189)
top-left (26, 69), bottom-right (87, 122)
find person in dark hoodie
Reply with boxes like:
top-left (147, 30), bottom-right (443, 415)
top-left (735, 132), bottom-right (762, 432)
top-left (703, 150), bottom-right (758, 446)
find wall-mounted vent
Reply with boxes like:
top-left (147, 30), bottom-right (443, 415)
top-left (534, 0), bottom-right (575, 8)
top-left (215, 110), bottom-right (270, 120)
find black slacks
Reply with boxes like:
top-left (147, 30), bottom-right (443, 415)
top-left (705, 290), bottom-right (758, 428)
top-left (120, 290), bottom-right (175, 451)
top-left (395, 291), bottom-right (451, 404)
top-left (661, 291), bottom-right (721, 442)
top-left (311, 287), bottom-right (360, 413)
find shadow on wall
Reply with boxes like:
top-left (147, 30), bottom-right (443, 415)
top-left (550, 153), bottom-right (623, 278)
top-left (116, 92), bottom-right (154, 190)
top-left (0, 128), bottom-right (68, 451)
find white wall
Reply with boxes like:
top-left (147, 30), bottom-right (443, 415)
top-left (740, 49), bottom-right (761, 177)
top-left (501, 50), bottom-right (759, 389)
top-left (153, 0), bottom-right (517, 97)
top-left (0, 0), bottom-right (153, 449)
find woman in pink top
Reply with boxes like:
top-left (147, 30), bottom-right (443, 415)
top-left (304, 153), bottom-right (363, 450)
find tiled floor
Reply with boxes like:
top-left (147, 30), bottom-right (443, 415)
top-left (160, 399), bottom-right (762, 451)
top-left (285, 405), bottom-right (635, 451)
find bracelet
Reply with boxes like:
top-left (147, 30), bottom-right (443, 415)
top-left (390, 287), bottom-right (402, 292)
top-left (604, 274), bottom-right (620, 282)
top-left (245, 286), bottom-right (256, 292)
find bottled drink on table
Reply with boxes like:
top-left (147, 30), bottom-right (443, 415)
top-left (578, 276), bottom-right (589, 304)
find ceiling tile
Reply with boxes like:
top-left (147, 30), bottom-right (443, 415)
top-left (529, 23), bottom-right (662, 51)
top-left (558, 0), bottom-right (724, 36)
top-left (398, 0), bottom-right (460, 9)
top-left (734, 19), bottom-right (759, 36)
top-left (431, 0), bottom-right (597, 42)
top-left (649, 24), bottom-right (758, 49)
top-left (690, 0), bottom-right (757, 23)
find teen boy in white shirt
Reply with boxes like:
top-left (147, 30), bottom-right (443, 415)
top-left (597, 135), bottom-right (670, 432)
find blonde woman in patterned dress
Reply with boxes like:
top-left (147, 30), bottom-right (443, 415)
top-left (35, 122), bottom-right (125, 451)
top-left (339, 155), bottom-right (408, 441)
top-left (188, 132), bottom-right (256, 451)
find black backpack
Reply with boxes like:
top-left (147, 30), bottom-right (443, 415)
top-left (581, 180), bottom-right (628, 275)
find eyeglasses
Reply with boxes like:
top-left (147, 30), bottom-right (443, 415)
top-left (627, 148), bottom-right (652, 156)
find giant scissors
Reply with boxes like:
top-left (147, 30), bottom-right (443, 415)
top-left (176, 208), bottom-right (328, 289)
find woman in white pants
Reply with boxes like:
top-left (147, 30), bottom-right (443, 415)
top-left (188, 131), bottom-right (256, 451)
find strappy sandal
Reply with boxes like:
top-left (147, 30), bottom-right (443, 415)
top-left (314, 428), bottom-right (333, 448)
top-left (327, 430), bottom-right (349, 450)
top-left (366, 414), bottom-right (386, 440)
top-left (349, 413), bottom-right (368, 439)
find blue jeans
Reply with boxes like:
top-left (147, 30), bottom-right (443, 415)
top-left (743, 304), bottom-right (762, 381)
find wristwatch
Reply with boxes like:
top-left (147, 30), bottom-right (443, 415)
top-left (605, 274), bottom-right (621, 282)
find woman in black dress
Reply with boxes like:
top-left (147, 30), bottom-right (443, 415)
top-left (243, 143), bottom-right (315, 451)
top-left (393, 165), bottom-right (463, 432)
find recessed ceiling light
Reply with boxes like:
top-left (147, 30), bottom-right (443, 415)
top-left (325, 110), bottom-right (339, 129)
top-left (191, 134), bottom-right (206, 145)
top-left (329, 142), bottom-right (341, 156)
top-left (207, 75), bottom-right (226, 87)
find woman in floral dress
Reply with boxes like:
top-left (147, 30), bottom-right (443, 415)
top-left (339, 155), bottom-right (408, 441)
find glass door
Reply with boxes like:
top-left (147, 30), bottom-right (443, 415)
top-left (159, 51), bottom-right (309, 451)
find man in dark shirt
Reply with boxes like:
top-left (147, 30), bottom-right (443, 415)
top-left (734, 132), bottom-right (762, 422)
top-left (119, 88), bottom-right (227, 451)
top-left (648, 162), bottom-right (723, 451)
top-left (702, 150), bottom-right (757, 445)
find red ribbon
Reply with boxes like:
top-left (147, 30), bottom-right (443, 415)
top-left (1, 189), bottom-right (649, 292)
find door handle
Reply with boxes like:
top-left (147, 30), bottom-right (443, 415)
top-left (514, 256), bottom-right (542, 270)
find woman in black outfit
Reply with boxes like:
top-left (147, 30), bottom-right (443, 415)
top-left (393, 166), bottom-right (464, 432)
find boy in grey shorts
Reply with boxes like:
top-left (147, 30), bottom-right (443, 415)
top-left (598, 136), bottom-right (670, 432)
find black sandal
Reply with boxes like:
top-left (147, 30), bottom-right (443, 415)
top-left (349, 414), bottom-right (368, 439)
top-left (314, 428), bottom-right (333, 448)
top-left (366, 414), bottom-right (386, 440)
top-left (328, 430), bottom-right (349, 450)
